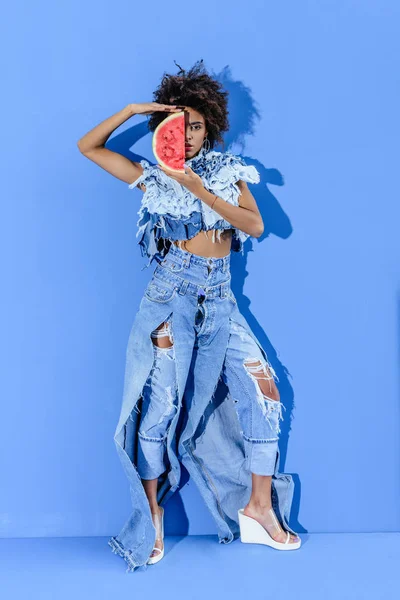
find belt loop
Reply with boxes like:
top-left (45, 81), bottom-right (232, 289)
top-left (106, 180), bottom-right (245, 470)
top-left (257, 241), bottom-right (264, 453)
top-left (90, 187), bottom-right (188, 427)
top-left (178, 280), bottom-right (189, 295)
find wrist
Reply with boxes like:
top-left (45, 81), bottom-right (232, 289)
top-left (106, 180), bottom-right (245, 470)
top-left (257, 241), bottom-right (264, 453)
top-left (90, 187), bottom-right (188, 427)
top-left (210, 195), bottom-right (219, 210)
top-left (196, 187), bottom-right (215, 206)
top-left (125, 103), bottom-right (137, 117)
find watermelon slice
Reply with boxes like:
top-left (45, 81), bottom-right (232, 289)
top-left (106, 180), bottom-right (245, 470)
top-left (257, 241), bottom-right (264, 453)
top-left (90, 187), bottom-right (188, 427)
top-left (152, 111), bottom-right (186, 172)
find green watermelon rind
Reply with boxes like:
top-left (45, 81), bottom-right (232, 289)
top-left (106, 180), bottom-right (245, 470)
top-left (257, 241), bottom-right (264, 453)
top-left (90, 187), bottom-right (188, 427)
top-left (152, 111), bottom-right (185, 173)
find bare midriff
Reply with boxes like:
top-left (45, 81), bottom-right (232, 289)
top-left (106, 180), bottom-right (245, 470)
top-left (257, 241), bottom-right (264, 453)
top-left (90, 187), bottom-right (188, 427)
top-left (172, 229), bottom-right (233, 258)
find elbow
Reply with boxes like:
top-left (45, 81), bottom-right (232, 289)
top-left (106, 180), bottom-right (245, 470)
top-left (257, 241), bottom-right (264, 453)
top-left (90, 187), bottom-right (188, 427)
top-left (252, 218), bottom-right (264, 238)
top-left (77, 139), bottom-right (87, 154)
top-left (77, 140), bottom-right (100, 155)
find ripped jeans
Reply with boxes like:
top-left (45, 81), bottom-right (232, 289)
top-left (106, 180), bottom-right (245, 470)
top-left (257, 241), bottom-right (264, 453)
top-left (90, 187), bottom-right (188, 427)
top-left (136, 242), bottom-right (284, 480)
top-left (137, 322), bottom-right (178, 479)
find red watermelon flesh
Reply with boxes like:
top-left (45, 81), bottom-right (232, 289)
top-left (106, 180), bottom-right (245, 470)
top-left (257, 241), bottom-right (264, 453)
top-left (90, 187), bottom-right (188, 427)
top-left (152, 111), bottom-right (185, 172)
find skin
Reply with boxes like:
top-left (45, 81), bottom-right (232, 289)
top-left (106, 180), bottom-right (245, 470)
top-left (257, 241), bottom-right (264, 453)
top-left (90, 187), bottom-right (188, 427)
top-left (78, 102), bottom-right (299, 559)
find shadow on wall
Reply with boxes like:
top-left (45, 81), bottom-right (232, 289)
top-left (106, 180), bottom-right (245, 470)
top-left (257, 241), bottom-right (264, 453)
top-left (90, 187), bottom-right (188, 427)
top-left (106, 64), bottom-right (303, 535)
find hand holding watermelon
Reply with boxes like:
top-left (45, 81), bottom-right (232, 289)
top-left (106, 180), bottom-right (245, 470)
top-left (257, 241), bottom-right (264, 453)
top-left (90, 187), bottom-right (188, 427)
top-left (157, 164), bottom-right (205, 196)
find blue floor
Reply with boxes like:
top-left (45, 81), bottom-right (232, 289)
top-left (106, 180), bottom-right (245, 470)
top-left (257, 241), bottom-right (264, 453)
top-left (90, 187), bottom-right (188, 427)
top-left (1, 533), bottom-right (399, 599)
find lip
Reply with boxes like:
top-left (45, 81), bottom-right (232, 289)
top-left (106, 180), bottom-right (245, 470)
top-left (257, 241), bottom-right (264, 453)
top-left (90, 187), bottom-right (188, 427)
top-left (185, 145), bottom-right (193, 149)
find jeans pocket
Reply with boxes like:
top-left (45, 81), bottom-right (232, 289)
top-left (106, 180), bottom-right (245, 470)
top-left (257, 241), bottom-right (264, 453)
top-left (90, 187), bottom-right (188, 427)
top-left (145, 279), bottom-right (177, 303)
top-left (160, 255), bottom-right (185, 273)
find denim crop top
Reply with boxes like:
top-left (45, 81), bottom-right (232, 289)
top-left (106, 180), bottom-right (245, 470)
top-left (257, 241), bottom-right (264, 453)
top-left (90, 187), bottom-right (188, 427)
top-left (128, 146), bottom-right (261, 269)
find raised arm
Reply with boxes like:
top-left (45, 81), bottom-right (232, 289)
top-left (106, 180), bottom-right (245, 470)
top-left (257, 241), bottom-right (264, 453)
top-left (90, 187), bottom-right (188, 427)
top-left (77, 102), bottom-right (182, 188)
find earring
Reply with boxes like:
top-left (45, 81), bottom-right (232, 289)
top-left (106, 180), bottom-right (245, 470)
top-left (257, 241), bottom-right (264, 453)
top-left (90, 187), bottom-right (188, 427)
top-left (202, 137), bottom-right (211, 152)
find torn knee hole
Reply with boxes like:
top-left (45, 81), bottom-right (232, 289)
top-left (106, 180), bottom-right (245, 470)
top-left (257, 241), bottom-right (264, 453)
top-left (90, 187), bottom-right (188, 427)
top-left (243, 358), bottom-right (280, 402)
top-left (151, 321), bottom-right (174, 349)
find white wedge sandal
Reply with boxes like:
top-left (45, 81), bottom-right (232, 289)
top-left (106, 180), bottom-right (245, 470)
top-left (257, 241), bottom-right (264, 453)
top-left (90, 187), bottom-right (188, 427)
top-left (147, 506), bottom-right (165, 564)
top-left (238, 508), bottom-right (301, 550)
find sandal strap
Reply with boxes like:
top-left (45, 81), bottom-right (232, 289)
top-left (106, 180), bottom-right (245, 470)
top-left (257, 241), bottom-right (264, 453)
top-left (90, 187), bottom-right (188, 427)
top-left (285, 531), bottom-right (290, 544)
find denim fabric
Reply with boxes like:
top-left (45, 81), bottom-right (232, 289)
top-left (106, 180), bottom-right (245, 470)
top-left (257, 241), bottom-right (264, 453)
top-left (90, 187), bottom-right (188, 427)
top-left (137, 319), bottom-right (178, 480)
top-left (108, 243), bottom-right (299, 573)
top-left (128, 147), bottom-right (261, 269)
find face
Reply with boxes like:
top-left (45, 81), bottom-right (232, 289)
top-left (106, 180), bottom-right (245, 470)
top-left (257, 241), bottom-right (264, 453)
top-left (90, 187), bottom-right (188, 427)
top-left (182, 107), bottom-right (208, 158)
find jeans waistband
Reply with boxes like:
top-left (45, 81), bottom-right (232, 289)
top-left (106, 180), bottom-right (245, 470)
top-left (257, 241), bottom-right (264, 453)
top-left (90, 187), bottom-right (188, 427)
top-left (166, 242), bottom-right (231, 272)
top-left (153, 263), bottom-right (232, 299)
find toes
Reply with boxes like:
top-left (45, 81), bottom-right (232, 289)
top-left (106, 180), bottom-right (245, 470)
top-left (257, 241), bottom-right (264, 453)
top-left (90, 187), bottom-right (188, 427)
top-left (151, 542), bottom-right (163, 556)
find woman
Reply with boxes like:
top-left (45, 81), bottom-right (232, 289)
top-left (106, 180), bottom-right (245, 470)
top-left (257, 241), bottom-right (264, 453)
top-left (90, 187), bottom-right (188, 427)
top-left (78, 60), bottom-right (301, 572)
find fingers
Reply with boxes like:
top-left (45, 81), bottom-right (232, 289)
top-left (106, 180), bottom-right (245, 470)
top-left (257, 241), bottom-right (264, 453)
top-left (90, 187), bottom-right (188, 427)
top-left (157, 164), bottom-right (185, 181)
top-left (161, 104), bottom-right (185, 112)
top-left (166, 104), bottom-right (185, 111)
top-left (157, 164), bottom-right (177, 177)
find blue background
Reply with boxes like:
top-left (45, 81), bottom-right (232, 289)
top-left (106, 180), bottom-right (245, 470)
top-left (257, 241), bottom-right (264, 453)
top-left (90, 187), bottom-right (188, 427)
top-left (2, 0), bottom-right (399, 541)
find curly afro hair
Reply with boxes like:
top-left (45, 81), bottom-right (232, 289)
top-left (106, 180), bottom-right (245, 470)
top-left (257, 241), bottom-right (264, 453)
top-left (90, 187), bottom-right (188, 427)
top-left (147, 59), bottom-right (229, 150)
